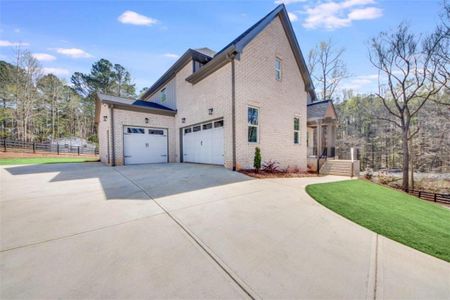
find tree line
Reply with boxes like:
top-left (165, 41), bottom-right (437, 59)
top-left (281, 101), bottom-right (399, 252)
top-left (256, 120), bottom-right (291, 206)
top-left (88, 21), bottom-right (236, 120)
top-left (0, 50), bottom-right (137, 143)
top-left (307, 2), bottom-right (449, 190)
top-left (335, 94), bottom-right (449, 174)
top-left (0, 3), bottom-right (448, 191)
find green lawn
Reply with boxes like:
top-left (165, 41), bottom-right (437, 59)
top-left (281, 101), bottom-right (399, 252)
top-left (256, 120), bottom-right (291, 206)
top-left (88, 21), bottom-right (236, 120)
top-left (306, 180), bottom-right (450, 262)
top-left (0, 157), bottom-right (98, 165)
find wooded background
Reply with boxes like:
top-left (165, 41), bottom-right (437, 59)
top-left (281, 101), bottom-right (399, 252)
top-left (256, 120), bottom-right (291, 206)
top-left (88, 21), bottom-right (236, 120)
top-left (0, 3), bottom-right (448, 183)
top-left (0, 52), bottom-right (138, 144)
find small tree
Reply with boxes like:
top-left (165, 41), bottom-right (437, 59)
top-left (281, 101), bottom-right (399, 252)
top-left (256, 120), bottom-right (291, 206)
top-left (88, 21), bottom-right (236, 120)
top-left (253, 147), bottom-right (261, 172)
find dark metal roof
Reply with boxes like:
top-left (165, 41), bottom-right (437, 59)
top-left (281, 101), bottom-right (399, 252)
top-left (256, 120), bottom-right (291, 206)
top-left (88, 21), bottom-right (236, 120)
top-left (97, 93), bottom-right (176, 114)
top-left (307, 100), bottom-right (336, 120)
top-left (194, 47), bottom-right (216, 57)
top-left (213, 6), bottom-right (278, 58)
top-left (185, 4), bottom-right (316, 101)
top-left (141, 49), bottom-right (213, 100)
top-left (142, 4), bottom-right (316, 101)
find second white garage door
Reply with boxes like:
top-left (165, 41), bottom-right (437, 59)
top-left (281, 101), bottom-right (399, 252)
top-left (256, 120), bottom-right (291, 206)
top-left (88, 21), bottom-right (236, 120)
top-left (123, 126), bottom-right (168, 165)
top-left (183, 120), bottom-right (224, 165)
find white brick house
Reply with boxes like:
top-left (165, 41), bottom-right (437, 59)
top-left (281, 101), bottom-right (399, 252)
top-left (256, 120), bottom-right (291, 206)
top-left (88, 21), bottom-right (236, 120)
top-left (95, 4), bottom-right (335, 170)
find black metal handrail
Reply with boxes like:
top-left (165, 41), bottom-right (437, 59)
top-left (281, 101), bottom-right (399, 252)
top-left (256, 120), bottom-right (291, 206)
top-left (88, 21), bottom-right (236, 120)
top-left (317, 148), bottom-right (328, 174)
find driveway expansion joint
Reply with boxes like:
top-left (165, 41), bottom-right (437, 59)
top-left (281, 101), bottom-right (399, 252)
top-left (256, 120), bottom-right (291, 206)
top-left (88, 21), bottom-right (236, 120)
top-left (0, 212), bottom-right (167, 253)
top-left (113, 167), bottom-right (258, 300)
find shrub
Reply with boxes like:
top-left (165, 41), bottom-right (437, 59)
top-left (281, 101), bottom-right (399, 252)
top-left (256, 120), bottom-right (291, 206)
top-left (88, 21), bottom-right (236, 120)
top-left (253, 147), bottom-right (261, 172)
top-left (262, 160), bottom-right (280, 173)
top-left (365, 168), bottom-right (373, 180)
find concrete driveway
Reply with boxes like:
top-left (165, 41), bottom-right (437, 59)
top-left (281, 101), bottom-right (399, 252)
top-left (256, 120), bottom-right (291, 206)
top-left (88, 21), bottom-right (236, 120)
top-left (1, 163), bottom-right (449, 299)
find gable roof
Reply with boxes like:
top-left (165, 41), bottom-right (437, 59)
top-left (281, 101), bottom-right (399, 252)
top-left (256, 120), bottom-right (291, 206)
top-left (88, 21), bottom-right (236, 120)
top-left (96, 93), bottom-right (176, 115)
top-left (307, 100), bottom-right (337, 121)
top-left (143, 4), bottom-right (316, 102)
top-left (141, 49), bottom-right (213, 100)
top-left (186, 4), bottom-right (316, 100)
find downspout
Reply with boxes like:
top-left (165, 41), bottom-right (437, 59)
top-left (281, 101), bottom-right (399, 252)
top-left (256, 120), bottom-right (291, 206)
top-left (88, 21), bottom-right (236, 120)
top-left (230, 53), bottom-right (237, 171)
top-left (109, 104), bottom-right (116, 166)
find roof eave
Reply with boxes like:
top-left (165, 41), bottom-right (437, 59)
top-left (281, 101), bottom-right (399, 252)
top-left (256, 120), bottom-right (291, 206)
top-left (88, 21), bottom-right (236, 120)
top-left (277, 8), bottom-right (316, 101)
top-left (101, 99), bottom-right (177, 116)
top-left (142, 49), bottom-right (213, 99)
top-left (185, 45), bottom-right (236, 84)
top-left (185, 4), bottom-right (317, 101)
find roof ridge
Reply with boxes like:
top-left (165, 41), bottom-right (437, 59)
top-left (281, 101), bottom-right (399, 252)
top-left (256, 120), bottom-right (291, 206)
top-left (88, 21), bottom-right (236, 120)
top-left (213, 4), bottom-right (284, 58)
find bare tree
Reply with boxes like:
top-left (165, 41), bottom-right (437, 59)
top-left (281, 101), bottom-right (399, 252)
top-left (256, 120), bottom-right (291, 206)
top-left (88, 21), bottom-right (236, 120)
top-left (426, 1), bottom-right (450, 99)
top-left (369, 23), bottom-right (447, 191)
top-left (308, 39), bottom-right (348, 101)
top-left (12, 48), bottom-right (42, 141)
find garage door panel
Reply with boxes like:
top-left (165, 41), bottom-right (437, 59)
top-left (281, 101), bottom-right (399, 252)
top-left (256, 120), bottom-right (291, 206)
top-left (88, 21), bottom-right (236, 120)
top-left (124, 126), bottom-right (168, 165)
top-left (182, 120), bottom-right (224, 165)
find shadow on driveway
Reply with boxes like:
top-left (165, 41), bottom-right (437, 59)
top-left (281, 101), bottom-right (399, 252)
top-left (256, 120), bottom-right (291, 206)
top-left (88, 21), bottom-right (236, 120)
top-left (3, 162), bottom-right (252, 200)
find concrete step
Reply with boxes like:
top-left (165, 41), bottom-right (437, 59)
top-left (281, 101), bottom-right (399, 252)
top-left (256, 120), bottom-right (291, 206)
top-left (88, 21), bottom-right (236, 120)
top-left (320, 160), bottom-right (355, 176)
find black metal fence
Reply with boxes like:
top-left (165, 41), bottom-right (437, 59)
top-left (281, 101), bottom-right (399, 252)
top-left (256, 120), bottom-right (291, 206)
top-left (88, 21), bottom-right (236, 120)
top-left (1, 139), bottom-right (98, 156)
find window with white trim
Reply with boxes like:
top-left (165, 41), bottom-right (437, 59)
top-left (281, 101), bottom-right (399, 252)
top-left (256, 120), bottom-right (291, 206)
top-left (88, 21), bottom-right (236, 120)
top-left (160, 88), bottom-right (166, 102)
top-left (294, 117), bottom-right (300, 144)
top-left (248, 107), bottom-right (259, 143)
top-left (275, 57), bottom-right (282, 81)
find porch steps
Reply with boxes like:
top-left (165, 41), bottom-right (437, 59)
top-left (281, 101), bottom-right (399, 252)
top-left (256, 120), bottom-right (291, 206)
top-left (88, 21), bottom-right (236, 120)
top-left (319, 160), bottom-right (355, 177)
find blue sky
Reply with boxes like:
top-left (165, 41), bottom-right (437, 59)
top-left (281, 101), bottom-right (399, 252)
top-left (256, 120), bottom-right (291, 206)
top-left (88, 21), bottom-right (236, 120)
top-left (0, 0), bottom-right (442, 96)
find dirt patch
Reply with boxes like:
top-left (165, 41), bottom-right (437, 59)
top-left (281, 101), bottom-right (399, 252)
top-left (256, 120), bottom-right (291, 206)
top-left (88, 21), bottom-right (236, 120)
top-left (0, 151), bottom-right (98, 160)
top-left (239, 169), bottom-right (318, 179)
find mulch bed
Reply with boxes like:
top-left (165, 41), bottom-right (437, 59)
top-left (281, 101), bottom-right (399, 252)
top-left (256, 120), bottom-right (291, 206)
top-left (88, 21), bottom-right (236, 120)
top-left (239, 169), bottom-right (318, 179)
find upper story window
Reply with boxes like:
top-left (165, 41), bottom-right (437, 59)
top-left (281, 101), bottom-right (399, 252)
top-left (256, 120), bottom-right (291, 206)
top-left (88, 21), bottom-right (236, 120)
top-left (275, 57), bottom-right (282, 81)
top-left (248, 106), bottom-right (259, 143)
top-left (294, 117), bottom-right (300, 144)
top-left (160, 88), bottom-right (166, 102)
top-left (193, 60), bottom-right (205, 73)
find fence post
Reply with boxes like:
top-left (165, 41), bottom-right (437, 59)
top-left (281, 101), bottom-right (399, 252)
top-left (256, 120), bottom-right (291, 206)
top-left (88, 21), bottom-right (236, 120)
top-left (57, 144), bottom-right (60, 155)
top-left (418, 191), bottom-right (421, 199)
top-left (434, 193), bottom-right (437, 202)
top-left (33, 142), bottom-right (36, 154)
top-left (78, 146), bottom-right (80, 156)
top-left (3, 139), bottom-right (6, 152)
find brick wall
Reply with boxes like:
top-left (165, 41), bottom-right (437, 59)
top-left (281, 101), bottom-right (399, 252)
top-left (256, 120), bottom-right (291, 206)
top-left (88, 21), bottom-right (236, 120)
top-left (98, 103), bottom-right (111, 164)
top-left (175, 61), bottom-right (233, 167)
top-left (97, 16), bottom-right (310, 170)
top-left (98, 104), bottom-right (176, 166)
top-left (234, 16), bottom-right (308, 170)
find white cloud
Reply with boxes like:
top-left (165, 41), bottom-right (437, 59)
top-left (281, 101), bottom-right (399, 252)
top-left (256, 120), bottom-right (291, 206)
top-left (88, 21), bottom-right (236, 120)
top-left (348, 7), bottom-right (382, 20)
top-left (302, 0), bottom-right (382, 30)
top-left (42, 67), bottom-right (70, 76)
top-left (53, 48), bottom-right (92, 58)
top-left (0, 40), bottom-right (30, 47)
top-left (163, 53), bottom-right (180, 59)
top-left (288, 12), bottom-right (298, 22)
top-left (32, 53), bottom-right (56, 61)
top-left (341, 74), bottom-right (378, 90)
top-left (14, 28), bottom-right (21, 33)
top-left (275, 0), bottom-right (307, 4)
top-left (118, 10), bottom-right (158, 26)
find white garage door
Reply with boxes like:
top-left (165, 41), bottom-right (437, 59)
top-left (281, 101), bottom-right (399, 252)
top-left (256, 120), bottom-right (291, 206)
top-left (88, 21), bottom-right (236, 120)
top-left (123, 126), bottom-right (168, 165)
top-left (183, 120), bottom-right (224, 165)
